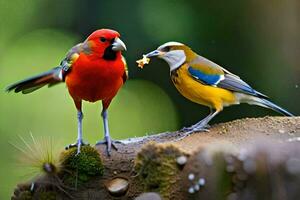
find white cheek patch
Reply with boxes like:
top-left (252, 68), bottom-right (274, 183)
top-left (162, 50), bottom-right (186, 71)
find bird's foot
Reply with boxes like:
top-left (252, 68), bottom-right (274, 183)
top-left (65, 140), bottom-right (89, 155)
top-left (180, 124), bottom-right (210, 137)
top-left (95, 136), bottom-right (123, 156)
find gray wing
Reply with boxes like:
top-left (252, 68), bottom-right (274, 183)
top-left (217, 73), bottom-right (268, 99)
top-left (192, 55), bottom-right (268, 98)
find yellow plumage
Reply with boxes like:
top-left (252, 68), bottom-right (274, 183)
top-left (171, 64), bottom-right (236, 111)
top-left (138, 41), bottom-right (293, 133)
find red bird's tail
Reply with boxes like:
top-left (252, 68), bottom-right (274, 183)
top-left (6, 67), bottom-right (63, 94)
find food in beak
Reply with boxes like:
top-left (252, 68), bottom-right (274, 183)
top-left (136, 55), bottom-right (150, 69)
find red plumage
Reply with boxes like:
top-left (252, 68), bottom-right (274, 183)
top-left (66, 30), bottom-right (126, 109)
top-left (6, 29), bottom-right (128, 155)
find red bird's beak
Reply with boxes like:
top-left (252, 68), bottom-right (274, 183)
top-left (112, 37), bottom-right (127, 51)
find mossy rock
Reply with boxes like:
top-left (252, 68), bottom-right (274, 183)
top-left (37, 191), bottom-right (57, 200)
top-left (14, 191), bottom-right (32, 200)
top-left (60, 145), bottom-right (104, 187)
top-left (134, 142), bottom-right (186, 199)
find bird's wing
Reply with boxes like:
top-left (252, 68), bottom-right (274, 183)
top-left (57, 42), bottom-right (91, 80)
top-left (6, 42), bottom-right (89, 93)
top-left (188, 55), bottom-right (268, 98)
top-left (121, 56), bottom-right (129, 83)
top-left (188, 56), bottom-right (225, 85)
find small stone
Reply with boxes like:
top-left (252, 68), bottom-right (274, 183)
top-left (135, 192), bottom-right (162, 200)
top-left (238, 149), bottom-right (247, 161)
top-left (188, 173), bottom-right (195, 181)
top-left (194, 184), bottom-right (200, 191)
top-left (105, 177), bottom-right (129, 197)
top-left (278, 129), bottom-right (285, 134)
top-left (176, 155), bottom-right (187, 166)
top-left (188, 187), bottom-right (195, 194)
top-left (243, 159), bottom-right (256, 174)
top-left (198, 178), bottom-right (205, 186)
top-left (287, 137), bottom-right (300, 142)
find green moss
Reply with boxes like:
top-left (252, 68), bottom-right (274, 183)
top-left (214, 152), bottom-right (233, 199)
top-left (17, 191), bottom-right (32, 200)
top-left (60, 145), bottom-right (104, 187)
top-left (38, 191), bottom-right (56, 200)
top-left (134, 142), bottom-right (185, 199)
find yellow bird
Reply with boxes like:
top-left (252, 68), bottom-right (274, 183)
top-left (143, 42), bottom-right (294, 132)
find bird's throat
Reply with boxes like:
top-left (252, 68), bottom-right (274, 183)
top-left (103, 45), bottom-right (117, 61)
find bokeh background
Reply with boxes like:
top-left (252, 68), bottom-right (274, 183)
top-left (0, 0), bottom-right (299, 198)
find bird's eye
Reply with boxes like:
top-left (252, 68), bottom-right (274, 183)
top-left (162, 46), bottom-right (170, 52)
top-left (100, 37), bottom-right (106, 42)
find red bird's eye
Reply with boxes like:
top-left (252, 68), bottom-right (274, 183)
top-left (100, 37), bottom-right (106, 42)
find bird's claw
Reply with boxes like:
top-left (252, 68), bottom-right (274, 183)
top-left (65, 140), bottom-right (90, 150)
top-left (96, 136), bottom-right (122, 156)
top-left (180, 124), bottom-right (210, 135)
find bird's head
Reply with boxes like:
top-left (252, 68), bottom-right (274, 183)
top-left (86, 29), bottom-right (127, 60)
top-left (145, 42), bottom-right (196, 71)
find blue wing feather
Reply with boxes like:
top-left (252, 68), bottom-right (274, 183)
top-left (188, 66), bottom-right (222, 85)
top-left (187, 66), bottom-right (268, 98)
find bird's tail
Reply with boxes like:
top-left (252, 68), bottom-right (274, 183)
top-left (257, 98), bottom-right (294, 116)
top-left (5, 67), bottom-right (62, 94)
top-left (237, 93), bottom-right (294, 116)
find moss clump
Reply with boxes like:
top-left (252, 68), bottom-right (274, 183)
top-left (14, 191), bottom-right (32, 200)
top-left (60, 145), bottom-right (104, 187)
top-left (134, 142), bottom-right (186, 199)
top-left (38, 191), bottom-right (57, 200)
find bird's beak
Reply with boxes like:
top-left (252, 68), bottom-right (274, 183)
top-left (145, 50), bottom-right (163, 58)
top-left (112, 37), bottom-right (127, 51)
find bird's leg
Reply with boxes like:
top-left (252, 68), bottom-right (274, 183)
top-left (181, 109), bottom-right (220, 135)
top-left (181, 110), bottom-right (212, 132)
top-left (76, 111), bottom-right (83, 154)
top-left (96, 109), bottom-right (121, 156)
top-left (193, 109), bottom-right (219, 129)
top-left (65, 110), bottom-right (88, 154)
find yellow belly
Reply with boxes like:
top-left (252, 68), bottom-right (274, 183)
top-left (171, 65), bottom-right (236, 111)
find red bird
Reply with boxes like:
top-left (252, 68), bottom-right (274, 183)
top-left (6, 29), bottom-right (128, 156)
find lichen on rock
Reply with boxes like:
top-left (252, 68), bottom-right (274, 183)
top-left (134, 142), bottom-right (187, 199)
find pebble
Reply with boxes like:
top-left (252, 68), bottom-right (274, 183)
top-left (188, 187), bottom-right (195, 194)
top-left (106, 177), bottom-right (129, 196)
top-left (188, 173), bottom-right (195, 181)
top-left (135, 192), bottom-right (162, 200)
top-left (198, 178), bottom-right (205, 186)
top-left (176, 155), bottom-right (187, 166)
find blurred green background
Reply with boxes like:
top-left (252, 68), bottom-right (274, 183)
top-left (0, 0), bottom-right (299, 198)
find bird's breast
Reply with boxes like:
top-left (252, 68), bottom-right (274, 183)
top-left (171, 65), bottom-right (236, 110)
top-left (65, 55), bottom-right (125, 102)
